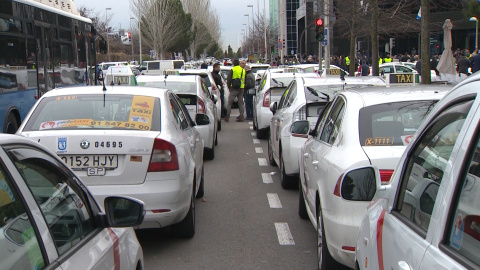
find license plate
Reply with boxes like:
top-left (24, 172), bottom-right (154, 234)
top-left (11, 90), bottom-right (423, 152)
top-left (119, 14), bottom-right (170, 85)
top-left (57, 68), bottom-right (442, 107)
top-left (87, 167), bottom-right (106, 176)
top-left (60, 155), bottom-right (118, 170)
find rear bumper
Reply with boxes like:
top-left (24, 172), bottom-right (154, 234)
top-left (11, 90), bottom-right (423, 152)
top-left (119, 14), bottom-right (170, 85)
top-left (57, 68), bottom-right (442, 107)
top-left (89, 172), bottom-right (193, 229)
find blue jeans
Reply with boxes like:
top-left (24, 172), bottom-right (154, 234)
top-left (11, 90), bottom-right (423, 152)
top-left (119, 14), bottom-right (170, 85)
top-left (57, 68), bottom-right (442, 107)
top-left (244, 90), bottom-right (253, 119)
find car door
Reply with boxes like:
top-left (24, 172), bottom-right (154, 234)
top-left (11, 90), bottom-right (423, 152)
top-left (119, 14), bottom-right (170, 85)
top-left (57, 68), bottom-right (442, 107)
top-left (377, 99), bottom-right (474, 270)
top-left (254, 72), bottom-right (269, 121)
top-left (201, 80), bottom-right (217, 124)
top-left (2, 144), bottom-right (125, 270)
top-left (272, 81), bottom-right (297, 161)
top-left (302, 101), bottom-right (334, 214)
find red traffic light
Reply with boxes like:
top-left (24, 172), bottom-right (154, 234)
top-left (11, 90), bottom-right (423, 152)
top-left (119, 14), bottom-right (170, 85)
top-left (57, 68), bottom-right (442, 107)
top-left (315, 18), bottom-right (323, 27)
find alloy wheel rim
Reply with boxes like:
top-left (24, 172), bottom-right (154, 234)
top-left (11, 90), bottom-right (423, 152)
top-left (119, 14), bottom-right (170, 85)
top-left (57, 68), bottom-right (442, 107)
top-left (317, 211), bottom-right (323, 268)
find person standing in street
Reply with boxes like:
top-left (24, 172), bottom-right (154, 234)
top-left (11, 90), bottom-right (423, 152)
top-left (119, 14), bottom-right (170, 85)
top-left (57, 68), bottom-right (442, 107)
top-left (243, 65), bottom-right (255, 120)
top-left (456, 52), bottom-right (470, 77)
top-left (225, 59), bottom-right (246, 122)
top-left (211, 63), bottom-right (226, 118)
top-left (470, 50), bottom-right (480, 73)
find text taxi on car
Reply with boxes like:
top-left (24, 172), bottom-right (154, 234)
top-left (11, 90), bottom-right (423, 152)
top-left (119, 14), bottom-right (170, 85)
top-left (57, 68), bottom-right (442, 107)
top-left (0, 134), bottom-right (145, 270)
top-left (355, 72), bottom-right (480, 269)
top-left (16, 85), bottom-right (207, 238)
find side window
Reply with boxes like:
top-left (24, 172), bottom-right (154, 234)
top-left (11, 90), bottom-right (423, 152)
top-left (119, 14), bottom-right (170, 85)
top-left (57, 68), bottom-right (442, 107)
top-left (6, 146), bottom-right (96, 256)
top-left (447, 130), bottom-right (480, 265)
top-left (201, 81), bottom-right (210, 97)
top-left (283, 81), bottom-right (297, 108)
top-left (0, 163), bottom-right (46, 270)
top-left (170, 96), bottom-right (189, 130)
top-left (396, 66), bottom-right (412, 73)
top-left (173, 94), bottom-right (195, 127)
top-left (396, 100), bottom-right (473, 232)
top-left (320, 98), bottom-right (345, 144)
top-left (278, 87), bottom-right (290, 109)
top-left (313, 101), bottom-right (334, 139)
top-left (259, 74), bottom-right (268, 93)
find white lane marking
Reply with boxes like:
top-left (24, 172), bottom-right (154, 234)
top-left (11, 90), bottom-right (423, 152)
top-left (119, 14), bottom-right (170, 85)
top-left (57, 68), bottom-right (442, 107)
top-left (262, 173), bottom-right (273, 184)
top-left (249, 121), bottom-right (253, 125)
top-left (258, 158), bottom-right (268, 166)
top-left (255, 147), bottom-right (263, 153)
top-left (275, 223), bottom-right (295, 245)
top-left (267, 193), bottom-right (283, 208)
top-left (251, 132), bottom-right (256, 136)
top-left (250, 126), bottom-right (253, 130)
top-left (253, 139), bottom-right (260, 144)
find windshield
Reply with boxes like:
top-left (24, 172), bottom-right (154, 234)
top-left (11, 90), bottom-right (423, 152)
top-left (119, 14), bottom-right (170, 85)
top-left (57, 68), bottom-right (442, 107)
top-left (359, 100), bottom-right (438, 146)
top-left (139, 81), bottom-right (197, 94)
top-left (23, 94), bottom-right (161, 131)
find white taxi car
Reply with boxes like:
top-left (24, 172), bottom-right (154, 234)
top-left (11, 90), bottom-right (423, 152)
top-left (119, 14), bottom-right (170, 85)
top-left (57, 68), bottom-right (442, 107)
top-left (298, 85), bottom-right (449, 269)
top-left (268, 76), bottom-right (386, 189)
top-left (17, 86), bottom-right (207, 238)
top-left (253, 71), bottom-right (318, 139)
top-left (0, 134), bottom-right (145, 270)
top-left (355, 73), bottom-right (480, 269)
top-left (137, 74), bottom-right (218, 159)
top-left (104, 66), bottom-right (137, 86)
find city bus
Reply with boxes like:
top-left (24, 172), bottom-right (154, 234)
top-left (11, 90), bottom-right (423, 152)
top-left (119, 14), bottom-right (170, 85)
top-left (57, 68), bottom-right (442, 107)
top-left (0, 0), bottom-right (100, 133)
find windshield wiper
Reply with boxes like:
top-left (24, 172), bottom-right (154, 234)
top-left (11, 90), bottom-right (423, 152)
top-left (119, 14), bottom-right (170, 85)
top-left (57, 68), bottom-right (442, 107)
top-left (306, 87), bottom-right (330, 101)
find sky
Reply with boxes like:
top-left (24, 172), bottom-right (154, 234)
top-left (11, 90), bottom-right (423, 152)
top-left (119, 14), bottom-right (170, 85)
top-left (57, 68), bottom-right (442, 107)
top-left (73, 0), bottom-right (269, 52)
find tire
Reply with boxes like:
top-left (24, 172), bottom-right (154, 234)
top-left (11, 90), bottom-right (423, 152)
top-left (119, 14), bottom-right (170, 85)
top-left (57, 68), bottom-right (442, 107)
top-left (4, 113), bottom-right (18, 134)
top-left (174, 187), bottom-right (195, 238)
top-left (215, 131), bottom-right (218, 146)
top-left (298, 181), bottom-right (308, 219)
top-left (256, 128), bottom-right (268, 139)
top-left (317, 202), bottom-right (340, 269)
top-left (217, 120), bottom-right (222, 131)
top-left (253, 115), bottom-right (257, 130)
top-left (196, 166), bottom-right (205, 199)
top-left (267, 134), bottom-right (276, 166)
top-left (204, 146), bottom-right (214, 160)
top-left (280, 154), bottom-right (297, 189)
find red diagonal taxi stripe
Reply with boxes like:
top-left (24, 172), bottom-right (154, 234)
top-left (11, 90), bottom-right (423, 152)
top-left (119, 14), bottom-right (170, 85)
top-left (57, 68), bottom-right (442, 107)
top-left (107, 228), bottom-right (120, 270)
top-left (376, 209), bottom-right (386, 270)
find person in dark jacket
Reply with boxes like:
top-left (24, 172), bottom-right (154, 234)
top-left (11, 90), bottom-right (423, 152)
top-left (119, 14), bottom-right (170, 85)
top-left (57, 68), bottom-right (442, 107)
top-left (470, 50), bottom-right (480, 74)
top-left (212, 63), bottom-right (226, 117)
top-left (430, 56), bottom-right (439, 76)
top-left (415, 58), bottom-right (421, 75)
top-left (456, 53), bottom-right (471, 77)
top-left (243, 65), bottom-right (255, 120)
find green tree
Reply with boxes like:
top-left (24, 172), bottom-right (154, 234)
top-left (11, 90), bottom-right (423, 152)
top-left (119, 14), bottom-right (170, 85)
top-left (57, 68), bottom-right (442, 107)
top-left (463, 0), bottom-right (480, 19)
top-left (236, 47), bottom-right (242, 58)
top-left (227, 45), bottom-right (234, 58)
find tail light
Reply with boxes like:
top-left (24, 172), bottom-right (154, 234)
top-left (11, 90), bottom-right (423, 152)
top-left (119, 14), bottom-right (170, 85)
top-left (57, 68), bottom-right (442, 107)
top-left (262, 89), bottom-right (270, 107)
top-left (197, 98), bottom-right (206, 114)
top-left (379, 169), bottom-right (394, 183)
top-left (293, 105), bottom-right (306, 121)
top-left (147, 138), bottom-right (179, 172)
top-left (333, 174), bottom-right (344, 197)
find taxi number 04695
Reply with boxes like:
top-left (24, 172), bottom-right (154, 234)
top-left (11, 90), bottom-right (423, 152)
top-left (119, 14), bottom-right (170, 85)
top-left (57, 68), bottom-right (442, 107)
top-left (95, 141), bottom-right (123, 148)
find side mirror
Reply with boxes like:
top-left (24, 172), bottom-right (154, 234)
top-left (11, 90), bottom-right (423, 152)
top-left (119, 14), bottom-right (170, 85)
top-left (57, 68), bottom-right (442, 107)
top-left (211, 94), bottom-right (218, 103)
top-left (290, 120), bottom-right (310, 138)
top-left (99, 40), bottom-right (107, 54)
top-left (338, 167), bottom-right (380, 201)
top-left (270, 101), bottom-right (278, 114)
top-left (195, 113), bottom-right (210, 125)
top-left (103, 196), bottom-right (145, 227)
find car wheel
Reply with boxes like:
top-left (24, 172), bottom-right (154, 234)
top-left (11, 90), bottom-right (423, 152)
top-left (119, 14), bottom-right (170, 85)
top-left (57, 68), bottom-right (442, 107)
top-left (204, 146), bottom-right (214, 160)
top-left (196, 166), bottom-right (205, 198)
top-left (267, 134), bottom-right (276, 166)
top-left (217, 120), bottom-right (222, 131)
top-left (4, 113), bottom-right (18, 134)
top-left (256, 128), bottom-right (268, 139)
top-left (317, 203), bottom-right (340, 269)
top-left (215, 131), bottom-right (218, 146)
top-left (174, 187), bottom-right (195, 238)
top-left (280, 154), bottom-right (297, 189)
top-left (298, 181), bottom-right (308, 219)
top-left (253, 115), bottom-right (257, 130)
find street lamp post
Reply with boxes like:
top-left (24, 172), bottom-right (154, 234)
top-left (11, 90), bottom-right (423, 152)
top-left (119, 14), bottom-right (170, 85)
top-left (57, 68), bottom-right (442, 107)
top-left (243, 23), bottom-right (248, 54)
top-left (105, 8), bottom-right (111, 62)
top-left (470, 17), bottom-right (478, 50)
top-left (247, 5), bottom-right (254, 55)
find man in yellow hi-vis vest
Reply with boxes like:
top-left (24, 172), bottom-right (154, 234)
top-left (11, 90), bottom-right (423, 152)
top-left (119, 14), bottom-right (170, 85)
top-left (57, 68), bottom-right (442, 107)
top-left (226, 59), bottom-right (246, 122)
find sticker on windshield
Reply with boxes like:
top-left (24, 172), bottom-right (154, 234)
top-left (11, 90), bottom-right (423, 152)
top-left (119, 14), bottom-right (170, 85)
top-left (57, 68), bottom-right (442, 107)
top-left (128, 96), bottom-right (155, 129)
top-left (450, 214), bottom-right (463, 250)
top-left (40, 119), bottom-right (92, 130)
top-left (365, 137), bottom-right (394, 146)
top-left (401, 135), bottom-right (415, 145)
top-left (55, 96), bottom-right (77, 101)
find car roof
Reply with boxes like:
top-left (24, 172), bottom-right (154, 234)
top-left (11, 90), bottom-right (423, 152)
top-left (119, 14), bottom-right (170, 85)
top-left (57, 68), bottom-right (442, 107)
top-left (342, 84), bottom-right (452, 107)
top-left (178, 69), bottom-right (210, 75)
top-left (270, 72), bottom-right (318, 78)
top-left (41, 85), bottom-right (170, 98)
top-left (302, 76), bottom-right (385, 86)
top-left (137, 74), bottom-right (198, 83)
top-left (105, 66), bottom-right (134, 75)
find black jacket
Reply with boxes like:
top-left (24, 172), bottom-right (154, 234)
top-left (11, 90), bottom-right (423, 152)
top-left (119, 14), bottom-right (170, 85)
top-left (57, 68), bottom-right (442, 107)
top-left (212, 70), bottom-right (224, 92)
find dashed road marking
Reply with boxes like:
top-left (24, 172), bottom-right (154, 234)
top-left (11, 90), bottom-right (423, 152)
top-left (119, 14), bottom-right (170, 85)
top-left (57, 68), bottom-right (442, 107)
top-left (267, 193), bottom-right (282, 208)
top-left (249, 121), bottom-right (253, 125)
top-left (251, 132), bottom-right (256, 136)
top-left (250, 126), bottom-right (253, 130)
top-left (262, 173), bottom-right (273, 184)
top-left (275, 223), bottom-right (295, 245)
top-left (253, 139), bottom-right (260, 144)
top-left (255, 147), bottom-right (263, 153)
top-left (258, 158), bottom-right (268, 166)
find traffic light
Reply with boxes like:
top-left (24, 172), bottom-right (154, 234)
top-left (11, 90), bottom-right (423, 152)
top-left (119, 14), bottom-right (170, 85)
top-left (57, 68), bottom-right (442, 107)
top-left (315, 18), bottom-right (324, 41)
top-left (271, 46), bottom-right (275, 54)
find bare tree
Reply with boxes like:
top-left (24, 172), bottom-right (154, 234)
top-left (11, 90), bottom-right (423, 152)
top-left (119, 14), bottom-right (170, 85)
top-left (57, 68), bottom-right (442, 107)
top-left (131, 0), bottom-right (188, 59)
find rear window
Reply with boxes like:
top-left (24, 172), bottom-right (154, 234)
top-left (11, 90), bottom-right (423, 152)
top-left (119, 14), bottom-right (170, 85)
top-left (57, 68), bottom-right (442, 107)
top-left (304, 85), bottom-right (345, 102)
top-left (23, 94), bottom-right (161, 131)
top-left (251, 66), bottom-right (269, 74)
top-left (173, 61), bottom-right (184, 69)
top-left (139, 81), bottom-right (197, 94)
top-left (359, 100), bottom-right (437, 146)
top-left (270, 77), bottom-right (294, 87)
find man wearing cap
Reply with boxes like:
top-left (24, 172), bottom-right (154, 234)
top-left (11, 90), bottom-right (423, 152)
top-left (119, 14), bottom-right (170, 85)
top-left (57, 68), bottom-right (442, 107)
top-left (244, 65), bottom-right (255, 120)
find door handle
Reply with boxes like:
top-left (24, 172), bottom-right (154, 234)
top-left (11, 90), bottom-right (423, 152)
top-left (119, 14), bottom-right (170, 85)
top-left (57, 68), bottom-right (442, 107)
top-left (398, 261), bottom-right (412, 270)
top-left (312, 160), bottom-right (319, 166)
